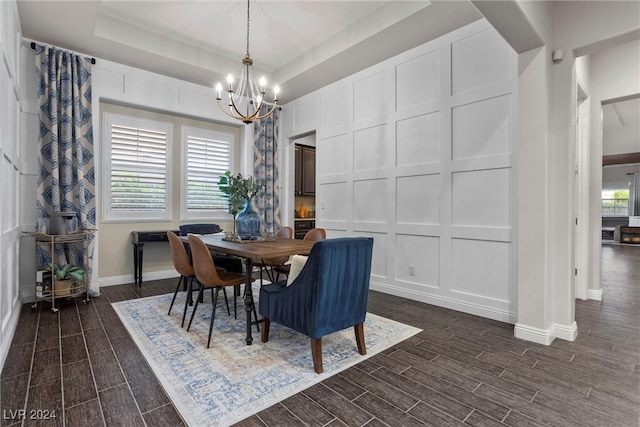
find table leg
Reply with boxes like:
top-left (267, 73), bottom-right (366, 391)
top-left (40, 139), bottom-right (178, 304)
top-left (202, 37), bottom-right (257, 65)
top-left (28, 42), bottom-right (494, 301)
top-left (133, 243), bottom-right (144, 287)
top-left (133, 243), bottom-right (139, 286)
top-left (244, 257), bottom-right (254, 345)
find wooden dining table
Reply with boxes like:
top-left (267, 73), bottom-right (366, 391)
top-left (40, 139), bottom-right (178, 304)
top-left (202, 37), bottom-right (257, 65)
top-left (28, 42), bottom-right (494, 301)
top-left (181, 234), bottom-right (315, 345)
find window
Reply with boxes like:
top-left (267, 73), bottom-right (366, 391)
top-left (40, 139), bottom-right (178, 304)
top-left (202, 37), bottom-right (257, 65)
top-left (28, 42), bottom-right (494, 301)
top-left (102, 113), bottom-right (172, 222)
top-left (602, 189), bottom-right (629, 216)
top-left (181, 126), bottom-right (234, 219)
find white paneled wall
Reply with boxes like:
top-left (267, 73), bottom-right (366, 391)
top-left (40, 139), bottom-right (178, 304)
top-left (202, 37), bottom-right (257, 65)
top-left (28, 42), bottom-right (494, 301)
top-left (282, 19), bottom-right (517, 322)
top-left (0, 0), bottom-right (24, 369)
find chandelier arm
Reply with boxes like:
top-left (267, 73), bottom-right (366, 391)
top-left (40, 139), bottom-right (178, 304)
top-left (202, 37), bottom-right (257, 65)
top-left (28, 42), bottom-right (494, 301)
top-left (216, 98), bottom-right (245, 121)
top-left (227, 95), bottom-right (251, 120)
top-left (229, 96), bottom-right (251, 120)
top-left (252, 102), bottom-right (279, 121)
top-left (217, 96), bottom-right (278, 124)
top-left (224, 93), bottom-right (265, 123)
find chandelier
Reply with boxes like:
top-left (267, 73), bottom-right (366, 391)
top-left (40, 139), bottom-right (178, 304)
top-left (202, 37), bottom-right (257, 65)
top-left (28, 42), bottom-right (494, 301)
top-left (215, 0), bottom-right (279, 124)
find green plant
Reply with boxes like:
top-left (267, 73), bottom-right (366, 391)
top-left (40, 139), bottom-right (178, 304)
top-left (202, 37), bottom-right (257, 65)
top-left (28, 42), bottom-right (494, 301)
top-left (44, 263), bottom-right (85, 282)
top-left (217, 171), bottom-right (264, 215)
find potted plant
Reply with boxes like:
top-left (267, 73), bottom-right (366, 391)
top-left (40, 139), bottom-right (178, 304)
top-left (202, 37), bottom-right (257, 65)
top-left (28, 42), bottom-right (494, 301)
top-left (43, 262), bottom-right (85, 297)
top-left (218, 171), bottom-right (265, 240)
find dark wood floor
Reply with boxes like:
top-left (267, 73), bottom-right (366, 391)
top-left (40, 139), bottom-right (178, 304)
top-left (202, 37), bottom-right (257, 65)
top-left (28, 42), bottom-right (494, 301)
top-left (2, 244), bottom-right (638, 427)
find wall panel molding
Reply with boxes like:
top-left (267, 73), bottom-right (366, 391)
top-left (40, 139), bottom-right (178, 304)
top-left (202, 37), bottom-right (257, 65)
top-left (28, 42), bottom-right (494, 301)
top-left (283, 19), bottom-right (518, 323)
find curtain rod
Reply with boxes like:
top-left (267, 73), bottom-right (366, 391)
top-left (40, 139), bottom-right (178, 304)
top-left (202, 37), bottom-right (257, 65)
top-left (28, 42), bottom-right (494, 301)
top-left (29, 41), bottom-right (96, 64)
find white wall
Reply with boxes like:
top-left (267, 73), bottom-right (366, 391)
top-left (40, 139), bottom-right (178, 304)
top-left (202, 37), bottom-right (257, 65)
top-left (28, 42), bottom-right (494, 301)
top-left (0, 0), bottom-right (24, 369)
top-left (510, 0), bottom-right (640, 343)
top-left (282, 20), bottom-right (518, 323)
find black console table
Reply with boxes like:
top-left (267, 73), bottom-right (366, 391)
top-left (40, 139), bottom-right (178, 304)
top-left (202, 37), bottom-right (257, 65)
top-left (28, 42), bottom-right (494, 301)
top-left (131, 230), bottom-right (179, 286)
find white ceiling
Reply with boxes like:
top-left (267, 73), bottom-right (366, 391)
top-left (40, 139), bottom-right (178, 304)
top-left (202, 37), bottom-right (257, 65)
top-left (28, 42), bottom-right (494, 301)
top-left (17, 0), bottom-right (482, 102)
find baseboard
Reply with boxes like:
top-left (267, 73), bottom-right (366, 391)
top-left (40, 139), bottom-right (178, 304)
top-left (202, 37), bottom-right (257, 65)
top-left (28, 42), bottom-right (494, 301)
top-left (555, 321), bottom-right (578, 341)
top-left (369, 281), bottom-right (516, 324)
top-left (514, 322), bottom-right (555, 345)
top-left (588, 288), bottom-right (603, 301)
top-left (99, 269), bottom-right (179, 287)
top-left (514, 320), bottom-right (578, 345)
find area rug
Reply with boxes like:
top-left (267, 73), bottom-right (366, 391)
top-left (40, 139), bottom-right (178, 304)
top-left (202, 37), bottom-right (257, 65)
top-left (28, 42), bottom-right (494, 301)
top-left (112, 285), bottom-right (421, 426)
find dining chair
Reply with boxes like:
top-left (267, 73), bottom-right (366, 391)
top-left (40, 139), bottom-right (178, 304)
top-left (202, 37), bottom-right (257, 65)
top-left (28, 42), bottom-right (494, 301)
top-left (186, 233), bottom-right (248, 348)
top-left (274, 227), bottom-right (326, 278)
top-left (259, 237), bottom-right (374, 373)
top-left (179, 223), bottom-right (243, 274)
top-left (253, 226), bottom-right (293, 284)
top-left (167, 231), bottom-right (230, 327)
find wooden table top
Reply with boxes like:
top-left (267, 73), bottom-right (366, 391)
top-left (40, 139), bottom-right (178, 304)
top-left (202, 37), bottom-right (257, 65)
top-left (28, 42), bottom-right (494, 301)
top-left (181, 234), bottom-right (315, 260)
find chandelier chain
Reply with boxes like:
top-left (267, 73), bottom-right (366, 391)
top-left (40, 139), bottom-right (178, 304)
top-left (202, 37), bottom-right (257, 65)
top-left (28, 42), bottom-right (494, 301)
top-left (246, 0), bottom-right (251, 58)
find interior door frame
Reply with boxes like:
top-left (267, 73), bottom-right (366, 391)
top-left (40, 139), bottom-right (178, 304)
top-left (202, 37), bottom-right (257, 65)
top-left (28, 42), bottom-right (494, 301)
top-left (574, 78), bottom-right (590, 300)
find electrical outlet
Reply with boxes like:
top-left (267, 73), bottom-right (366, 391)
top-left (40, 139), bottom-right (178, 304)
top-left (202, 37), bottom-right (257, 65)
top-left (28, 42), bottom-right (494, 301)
top-left (409, 265), bottom-right (415, 276)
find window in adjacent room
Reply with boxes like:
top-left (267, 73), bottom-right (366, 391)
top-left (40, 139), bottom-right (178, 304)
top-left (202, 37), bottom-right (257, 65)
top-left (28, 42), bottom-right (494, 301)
top-left (102, 113), bottom-right (173, 222)
top-left (602, 189), bottom-right (629, 216)
top-left (181, 126), bottom-right (234, 220)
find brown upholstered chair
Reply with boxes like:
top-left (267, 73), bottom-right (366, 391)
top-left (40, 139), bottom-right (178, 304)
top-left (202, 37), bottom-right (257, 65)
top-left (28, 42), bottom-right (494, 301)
top-left (302, 227), bottom-right (326, 242)
top-left (186, 234), bottom-right (247, 348)
top-left (167, 231), bottom-right (229, 327)
top-left (253, 226), bottom-right (293, 284)
top-left (274, 228), bottom-right (326, 278)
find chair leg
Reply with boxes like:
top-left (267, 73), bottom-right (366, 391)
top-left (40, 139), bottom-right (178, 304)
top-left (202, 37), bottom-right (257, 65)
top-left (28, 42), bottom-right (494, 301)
top-left (354, 323), bottom-right (366, 355)
top-left (311, 338), bottom-right (323, 374)
top-left (207, 287), bottom-right (220, 348)
top-left (222, 288), bottom-right (231, 316)
top-left (261, 317), bottom-right (270, 343)
top-left (187, 284), bottom-right (204, 332)
top-left (181, 277), bottom-right (195, 328)
top-left (167, 275), bottom-right (183, 315)
top-left (264, 266), bottom-right (275, 284)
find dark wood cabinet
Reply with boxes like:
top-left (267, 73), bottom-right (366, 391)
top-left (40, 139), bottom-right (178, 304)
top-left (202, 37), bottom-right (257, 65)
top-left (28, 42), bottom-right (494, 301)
top-left (294, 145), bottom-right (302, 195)
top-left (294, 220), bottom-right (315, 240)
top-left (294, 144), bottom-right (315, 196)
top-left (302, 146), bottom-right (315, 195)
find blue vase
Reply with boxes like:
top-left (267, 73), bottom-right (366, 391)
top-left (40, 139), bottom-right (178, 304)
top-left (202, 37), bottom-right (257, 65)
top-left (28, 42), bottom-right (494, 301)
top-left (236, 198), bottom-right (262, 240)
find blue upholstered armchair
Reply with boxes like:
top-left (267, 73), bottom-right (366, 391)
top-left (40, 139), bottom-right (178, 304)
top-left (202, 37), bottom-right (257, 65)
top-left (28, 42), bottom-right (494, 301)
top-left (259, 237), bottom-right (374, 373)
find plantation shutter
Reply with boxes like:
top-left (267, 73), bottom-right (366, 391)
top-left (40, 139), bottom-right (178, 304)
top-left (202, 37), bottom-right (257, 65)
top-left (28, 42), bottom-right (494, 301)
top-left (109, 122), bottom-right (168, 213)
top-left (186, 130), bottom-right (232, 212)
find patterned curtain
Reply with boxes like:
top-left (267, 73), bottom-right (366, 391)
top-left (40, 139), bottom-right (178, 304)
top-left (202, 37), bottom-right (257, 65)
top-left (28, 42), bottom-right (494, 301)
top-left (253, 107), bottom-right (281, 235)
top-left (35, 45), bottom-right (95, 271)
